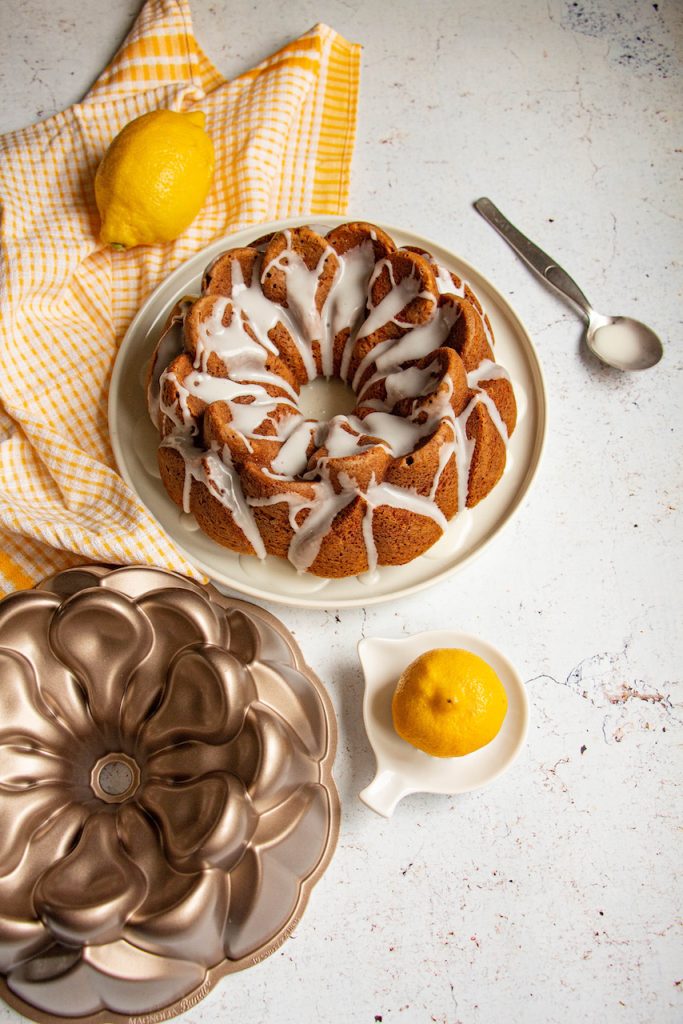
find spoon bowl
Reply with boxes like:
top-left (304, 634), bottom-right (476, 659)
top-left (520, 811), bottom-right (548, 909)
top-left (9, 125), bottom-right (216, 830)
top-left (587, 314), bottom-right (664, 371)
top-left (475, 198), bottom-right (663, 372)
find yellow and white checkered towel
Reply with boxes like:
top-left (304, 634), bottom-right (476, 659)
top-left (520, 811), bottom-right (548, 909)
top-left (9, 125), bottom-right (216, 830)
top-left (0, 0), bottom-right (360, 594)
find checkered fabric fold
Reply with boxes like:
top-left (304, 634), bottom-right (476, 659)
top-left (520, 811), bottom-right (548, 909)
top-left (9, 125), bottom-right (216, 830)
top-left (0, 0), bottom-right (360, 593)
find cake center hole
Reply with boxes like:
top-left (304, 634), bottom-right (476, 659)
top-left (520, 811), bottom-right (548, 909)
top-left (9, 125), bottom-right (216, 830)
top-left (298, 377), bottom-right (357, 421)
top-left (91, 753), bottom-right (140, 803)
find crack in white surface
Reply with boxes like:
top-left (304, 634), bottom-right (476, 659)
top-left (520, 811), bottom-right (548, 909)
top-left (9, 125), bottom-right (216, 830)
top-left (528, 634), bottom-right (682, 745)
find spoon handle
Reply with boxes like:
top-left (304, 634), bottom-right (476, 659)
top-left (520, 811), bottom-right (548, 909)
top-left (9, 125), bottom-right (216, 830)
top-left (474, 197), bottom-right (594, 320)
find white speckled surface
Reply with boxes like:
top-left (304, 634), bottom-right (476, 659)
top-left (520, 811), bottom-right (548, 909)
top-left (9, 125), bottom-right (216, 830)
top-left (0, 1), bottom-right (681, 1022)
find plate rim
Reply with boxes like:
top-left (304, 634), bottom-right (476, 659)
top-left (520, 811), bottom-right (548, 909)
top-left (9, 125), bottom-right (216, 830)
top-left (109, 214), bottom-right (548, 609)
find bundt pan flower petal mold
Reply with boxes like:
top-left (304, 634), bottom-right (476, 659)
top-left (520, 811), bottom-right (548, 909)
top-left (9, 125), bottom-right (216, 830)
top-left (0, 565), bottom-right (339, 1024)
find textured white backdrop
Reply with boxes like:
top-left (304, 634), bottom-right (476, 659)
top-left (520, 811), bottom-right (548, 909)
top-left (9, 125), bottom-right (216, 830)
top-left (0, 1), bottom-right (681, 1022)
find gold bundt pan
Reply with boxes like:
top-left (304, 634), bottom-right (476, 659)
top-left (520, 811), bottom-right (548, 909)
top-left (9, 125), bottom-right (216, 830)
top-left (0, 565), bottom-right (339, 1024)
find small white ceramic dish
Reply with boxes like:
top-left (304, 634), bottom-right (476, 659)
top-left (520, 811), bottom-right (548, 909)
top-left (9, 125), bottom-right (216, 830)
top-left (358, 630), bottom-right (529, 817)
top-left (109, 215), bottom-right (547, 609)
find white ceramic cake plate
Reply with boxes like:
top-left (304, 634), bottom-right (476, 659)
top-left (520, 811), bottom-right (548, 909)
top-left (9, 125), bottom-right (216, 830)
top-left (358, 630), bottom-right (529, 817)
top-left (109, 216), bottom-right (547, 609)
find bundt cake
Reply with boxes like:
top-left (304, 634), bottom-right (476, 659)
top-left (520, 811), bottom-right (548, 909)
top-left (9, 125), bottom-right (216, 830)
top-left (147, 221), bottom-right (517, 578)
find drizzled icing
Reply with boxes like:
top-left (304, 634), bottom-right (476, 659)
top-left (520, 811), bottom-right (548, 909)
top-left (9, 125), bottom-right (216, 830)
top-left (191, 292), bottom-right (296, 397)
top-left (328, 241), bottom-right (377, 349)
top-left (355, 260), bottom-right (426, 341)
top-left (153, 226), bottom-right (514, 576)
top-left (340, 256), bottom-right (436, 383)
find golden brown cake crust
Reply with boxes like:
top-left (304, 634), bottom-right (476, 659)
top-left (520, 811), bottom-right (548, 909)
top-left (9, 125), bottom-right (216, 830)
top-left (262, 227), bottom-right (340, 314)
top-left (327, 221), bottom-right (396, 260)
top-left (202, 247), bottom-right (260, 295)
top-left (347, 250), bottom-right (439, 389)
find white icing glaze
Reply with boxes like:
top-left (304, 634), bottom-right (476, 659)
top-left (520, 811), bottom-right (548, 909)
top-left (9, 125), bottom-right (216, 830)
top-left (356, 258), bottom-right (432, 342)
top-left (323, 417), bottom-right (375, 458)
top-left (434, 261), bottom-right (465, 297)
top-left (328, 241), bottom-right (376, 353)
top-left (287, 487), bottom-right (357, 572)
top-left (467, 359), bottom-right (511, 442)
top-left (147, 298), bottom-right (193, 427)
top-left (271, 419), bottom-right (317, 476)
top-left (355, 474), bottom-right (449, 576)
top-left (204, 448), bottom-right (267, 559)
top-left (383, 360), bottom-right (442, 407)
top-left (422, 506), bottom-right (474, 559)
top-left (376, 303), bottom-right (458, 371)
top-left (339, 257), bottom-right (437, 384)
top-left (261, 230), bottom-right (332, 378)
top-left (159, 432), bottom-right (202, 512)
top-left (161, 366), bottom-right (300, 458)
top-left (238, 553), bottom-right (331, 592)
top-left (179, 512), bottom-right (200, 532)
top-left (433, 260), bottom-right (496, 350)
top-left (153, 226), bottom-right (514, 576)
top-left (184, 371), bottom-right (269, 405)
top-left (191, 292), bottom-right (297, 401)
top-left (352, 301), bottom-right (458, 397)
top-left (360, 412), bottom-right (428, 457)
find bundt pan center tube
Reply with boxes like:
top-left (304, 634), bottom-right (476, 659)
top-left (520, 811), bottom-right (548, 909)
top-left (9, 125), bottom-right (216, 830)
top-left (0, 565), bottom-right (339, 1024)
top-left (147, 221), bottom-right (517, 579)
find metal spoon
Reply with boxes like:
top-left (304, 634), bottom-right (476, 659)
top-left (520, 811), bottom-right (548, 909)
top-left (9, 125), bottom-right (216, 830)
top-left (474, 197), bottom-right (663, 371)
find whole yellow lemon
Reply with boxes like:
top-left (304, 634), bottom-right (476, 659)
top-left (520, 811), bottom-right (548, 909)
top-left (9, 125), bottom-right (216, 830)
top-left (95, 109), bottom-right (215, 249)
top-left (392, 648), bottom-right (508, 758)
